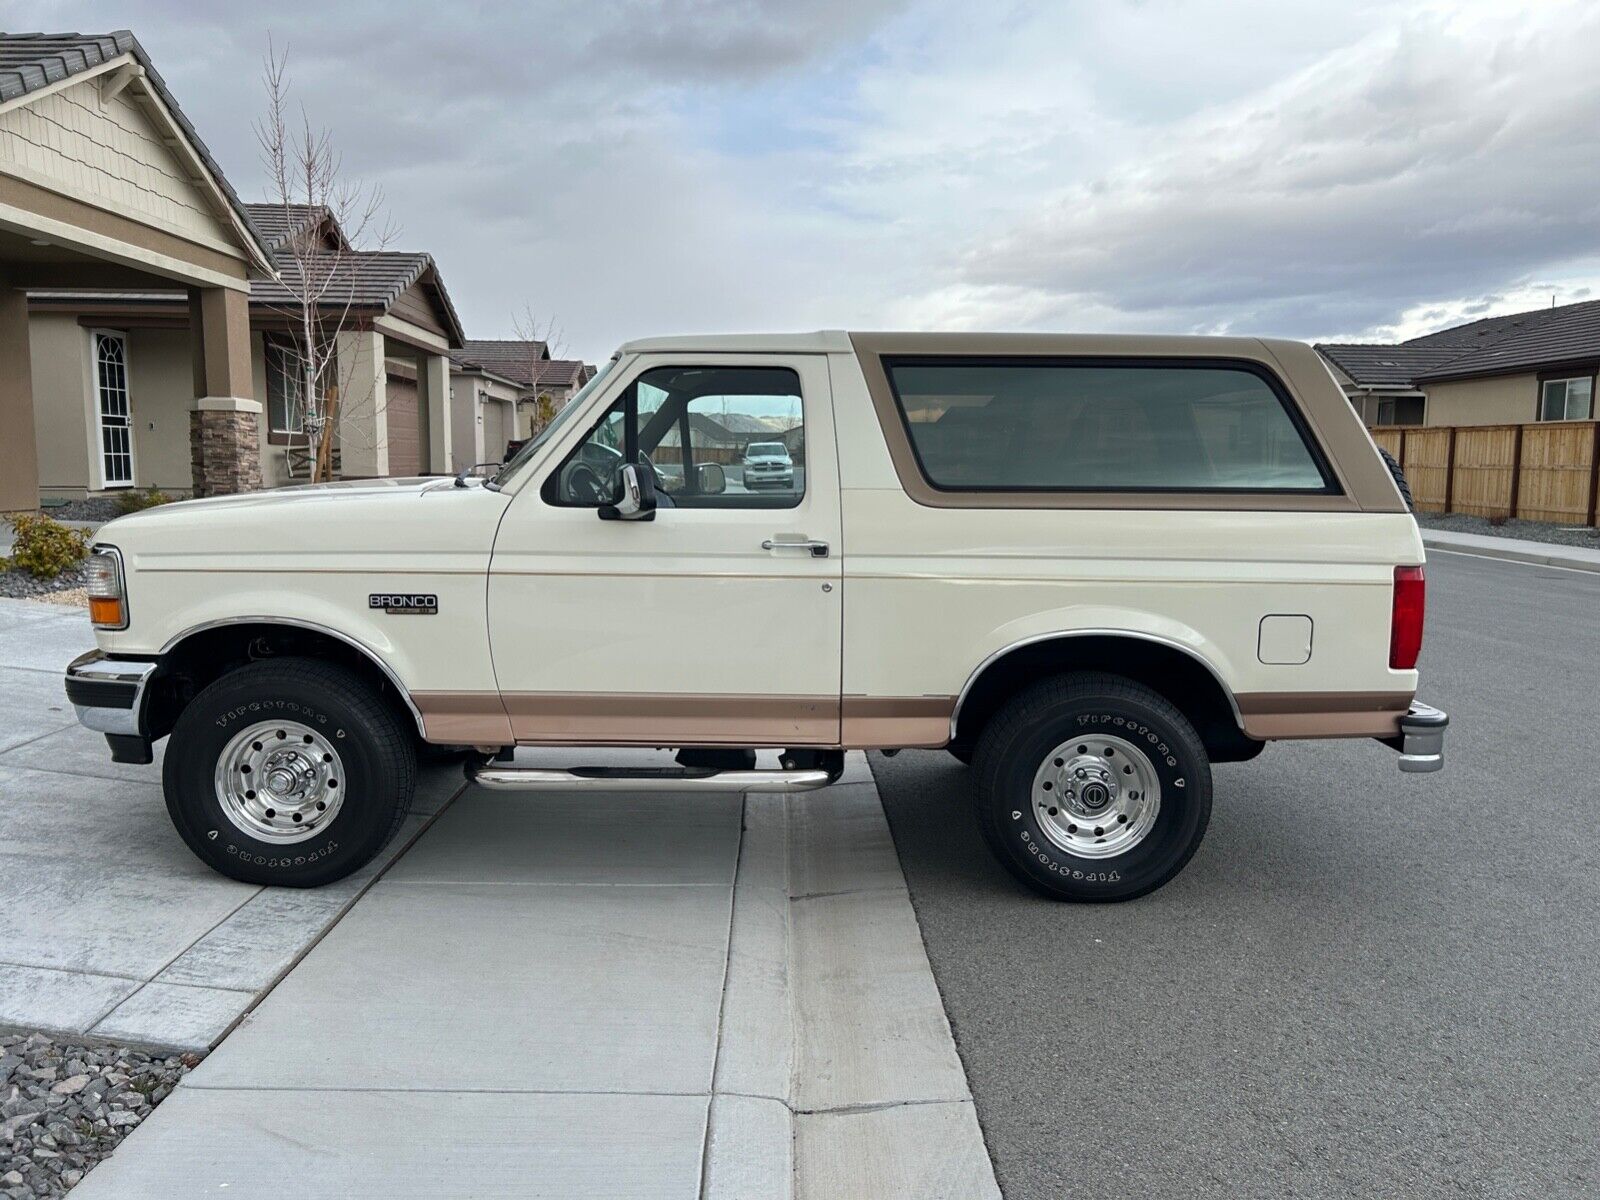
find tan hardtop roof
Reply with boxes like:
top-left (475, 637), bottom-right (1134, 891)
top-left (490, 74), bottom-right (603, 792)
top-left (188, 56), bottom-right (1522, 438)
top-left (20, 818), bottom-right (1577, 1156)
top-left (617, 330), bottom-right (1310, 359)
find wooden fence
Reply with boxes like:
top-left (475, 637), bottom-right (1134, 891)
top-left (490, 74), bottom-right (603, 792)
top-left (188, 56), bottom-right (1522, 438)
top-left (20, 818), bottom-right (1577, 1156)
top-left (1370, 421), bottom-right (1600, 526)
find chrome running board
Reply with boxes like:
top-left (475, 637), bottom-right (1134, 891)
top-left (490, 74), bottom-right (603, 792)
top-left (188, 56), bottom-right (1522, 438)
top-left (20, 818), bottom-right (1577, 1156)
top-left (465, 763), bottom-right (836, 793)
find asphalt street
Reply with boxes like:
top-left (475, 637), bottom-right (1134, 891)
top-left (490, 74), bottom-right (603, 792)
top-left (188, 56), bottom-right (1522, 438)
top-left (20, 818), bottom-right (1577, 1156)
top-left (871, 549), bottom-right (1600, 1199)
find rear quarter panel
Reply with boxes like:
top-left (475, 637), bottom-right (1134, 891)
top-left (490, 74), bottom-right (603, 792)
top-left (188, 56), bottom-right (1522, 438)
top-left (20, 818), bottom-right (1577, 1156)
top-left (827, 345), bottom-right (1424, 737)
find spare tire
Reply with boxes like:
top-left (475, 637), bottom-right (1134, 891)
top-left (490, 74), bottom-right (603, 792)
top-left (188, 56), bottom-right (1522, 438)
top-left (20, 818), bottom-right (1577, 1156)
top-left (1377, 445), bottom-right (1415, 511)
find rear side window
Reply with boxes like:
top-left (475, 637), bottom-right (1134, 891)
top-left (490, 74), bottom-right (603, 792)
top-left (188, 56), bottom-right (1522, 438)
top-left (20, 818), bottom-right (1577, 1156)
top-left (883, 358), bottom-right (1334, 493)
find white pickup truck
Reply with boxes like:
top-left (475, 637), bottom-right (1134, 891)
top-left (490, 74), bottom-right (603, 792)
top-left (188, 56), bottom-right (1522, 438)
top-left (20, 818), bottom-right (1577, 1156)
top-left (65, 331), bottom-right (1446, 902)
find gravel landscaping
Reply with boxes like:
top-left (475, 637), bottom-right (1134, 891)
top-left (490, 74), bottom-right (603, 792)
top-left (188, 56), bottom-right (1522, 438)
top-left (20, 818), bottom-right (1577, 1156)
top-left (34, 501), bottom-right (120, 524)
top-left (0, 567), bottom-right (88, 603)
top-left (0, 1032), bottom-right (198, 1199)
top-left (1416, 511), bottom-right (1600, 549)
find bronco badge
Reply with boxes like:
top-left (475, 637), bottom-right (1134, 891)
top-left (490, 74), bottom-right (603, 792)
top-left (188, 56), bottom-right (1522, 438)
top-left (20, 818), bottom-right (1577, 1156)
top-left (369, 593), bottom-right (438, 615)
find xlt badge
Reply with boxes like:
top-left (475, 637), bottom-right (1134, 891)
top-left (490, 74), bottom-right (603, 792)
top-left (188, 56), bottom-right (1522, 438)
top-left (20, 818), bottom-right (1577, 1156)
top-left (369, 593), bottom-right (438, 615)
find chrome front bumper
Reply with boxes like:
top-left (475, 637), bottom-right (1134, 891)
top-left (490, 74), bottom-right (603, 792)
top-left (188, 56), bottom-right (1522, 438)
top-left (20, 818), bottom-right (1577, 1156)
top-left (1392, 701), bottom-right (1448, 773)
top-left (64, 650), bottom-right (156, 737)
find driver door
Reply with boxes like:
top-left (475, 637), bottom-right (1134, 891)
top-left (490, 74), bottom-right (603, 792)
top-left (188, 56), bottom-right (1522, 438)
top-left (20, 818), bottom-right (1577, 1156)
top-left (486, 353), bottom-right (843, 746)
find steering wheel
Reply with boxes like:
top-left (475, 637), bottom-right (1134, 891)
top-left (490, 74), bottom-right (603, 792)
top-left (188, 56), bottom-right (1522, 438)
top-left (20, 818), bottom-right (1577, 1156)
top-left (564, 461), bottom-right (610, 504)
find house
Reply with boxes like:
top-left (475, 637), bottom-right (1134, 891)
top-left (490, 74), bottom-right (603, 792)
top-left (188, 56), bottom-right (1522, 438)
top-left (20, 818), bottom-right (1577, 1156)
top-left (448, 339), bottom-right (595, 468)
top-left (26, 199), bottom-right (465, 497)
top-left (1318, 299), bottom-right (1600, 427)
top-left (0, 31), bottom-right (277, 511)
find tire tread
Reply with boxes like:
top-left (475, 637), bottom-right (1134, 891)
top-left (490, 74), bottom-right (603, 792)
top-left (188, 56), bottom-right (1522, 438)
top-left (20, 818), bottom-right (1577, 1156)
top-left (971, 671), bottom-right (1211, 901)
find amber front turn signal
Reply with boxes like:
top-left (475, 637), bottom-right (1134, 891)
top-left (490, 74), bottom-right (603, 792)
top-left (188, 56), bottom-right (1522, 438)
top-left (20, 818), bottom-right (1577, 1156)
top-left (88, 596), bottom-right (125, 627)
top-left (84, 548), bottom-right (129, 630)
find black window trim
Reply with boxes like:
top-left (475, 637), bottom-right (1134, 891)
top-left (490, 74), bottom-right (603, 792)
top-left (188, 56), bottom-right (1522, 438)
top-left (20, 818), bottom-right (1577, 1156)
top-left (880, 353), bottom-right (1342, 497)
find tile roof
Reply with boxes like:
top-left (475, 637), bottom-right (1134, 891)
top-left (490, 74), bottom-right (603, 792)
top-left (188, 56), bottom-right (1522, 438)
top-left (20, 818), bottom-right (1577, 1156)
top-left (1314, 344), bottom-right (1468, 387)
top-left (0, 31), bottom-right (269, 263)
top-left (532, 359), bottom-right (593, 390)
top-left (1318, 298), bottom-right (1600, 387)
top-left (450, 339), bottom-right (551, 386)
top-left (27, 249), bottom-right (467, 348)
top-left (1412, 299), bottom-right (1600, 381)
top-left (250, 249), bottom-right (465, 347)
top-left (243, 203), bottom-right (340, 252)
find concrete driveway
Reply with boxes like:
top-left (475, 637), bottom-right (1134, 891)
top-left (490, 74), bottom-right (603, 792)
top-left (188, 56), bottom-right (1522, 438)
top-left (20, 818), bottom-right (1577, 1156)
top-left (66, 755), bottom-right (997, 1199)
top-left (0, 597), bottom-right (462, 1049)
top-left (0, 599), bottom-right (994, 1196)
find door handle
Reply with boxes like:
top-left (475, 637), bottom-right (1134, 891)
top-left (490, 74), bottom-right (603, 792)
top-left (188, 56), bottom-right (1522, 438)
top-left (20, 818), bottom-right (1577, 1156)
top-left (762, 536), bottom-right (829, 558)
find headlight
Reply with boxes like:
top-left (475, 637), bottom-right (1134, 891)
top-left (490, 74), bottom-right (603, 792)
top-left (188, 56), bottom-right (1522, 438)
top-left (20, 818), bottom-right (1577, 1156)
top-left (85, 547), bottom-right (128, 630)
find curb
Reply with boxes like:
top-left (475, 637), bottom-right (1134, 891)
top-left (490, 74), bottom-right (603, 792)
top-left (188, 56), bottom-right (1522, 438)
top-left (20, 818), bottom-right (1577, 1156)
top-left (1422, 530), bottom-right (1600, 573)
top-left (710, 755), bottom-right (1000, 1200)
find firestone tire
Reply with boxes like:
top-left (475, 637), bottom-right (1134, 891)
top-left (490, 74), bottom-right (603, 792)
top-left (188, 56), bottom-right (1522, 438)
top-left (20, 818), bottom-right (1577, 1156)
top-left (971, 672), bottom-right (1212, 902)
top-left (163, 658), bottom-right (415, 887)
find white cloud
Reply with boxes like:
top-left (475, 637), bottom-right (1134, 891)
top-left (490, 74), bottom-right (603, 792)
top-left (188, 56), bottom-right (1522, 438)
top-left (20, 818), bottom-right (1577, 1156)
top-left (6, 0), bottom-right (1599, 357)
top-left (944, 0), bottom-right (1600, 338)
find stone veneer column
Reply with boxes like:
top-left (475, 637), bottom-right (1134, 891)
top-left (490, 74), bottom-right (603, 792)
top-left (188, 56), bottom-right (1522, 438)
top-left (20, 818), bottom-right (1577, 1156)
top-left (187, 286), bottom-right (263, 497)
top-left (189, 405), bottom-right (264, 496)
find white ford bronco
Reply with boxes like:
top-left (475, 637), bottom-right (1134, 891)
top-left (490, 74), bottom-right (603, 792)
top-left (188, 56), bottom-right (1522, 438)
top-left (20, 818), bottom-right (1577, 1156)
top-left (65, 332), bottom-right (1446, 902)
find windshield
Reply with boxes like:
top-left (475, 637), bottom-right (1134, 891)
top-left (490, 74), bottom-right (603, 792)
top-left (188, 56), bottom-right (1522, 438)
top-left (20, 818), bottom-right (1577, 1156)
top-left (490, 357), bottom-right (617, 487)
top-left (746, 443), bottom-right (787, 458)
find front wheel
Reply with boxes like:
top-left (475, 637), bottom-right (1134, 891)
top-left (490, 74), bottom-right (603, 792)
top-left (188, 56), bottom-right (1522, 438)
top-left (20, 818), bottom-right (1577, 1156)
top-left (971, 673), bottom-right (1212, 902)
top-left (163, 658), bottom-right (416, 886)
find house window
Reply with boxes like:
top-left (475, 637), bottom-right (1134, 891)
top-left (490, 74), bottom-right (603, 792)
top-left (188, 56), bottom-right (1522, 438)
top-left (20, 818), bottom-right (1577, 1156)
top-left (93, 331), bottom-right (134, 487)
top-left (1377, 396), bottom-right (1425, 426)
top-left (1539, 375), bottom-right (1593, 422)
top-left (265, 336), bottom-right (306, 439)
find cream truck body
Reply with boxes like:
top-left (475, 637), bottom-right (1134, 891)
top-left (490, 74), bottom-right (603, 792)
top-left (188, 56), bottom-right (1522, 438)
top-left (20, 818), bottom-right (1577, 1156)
top-left (67, 331), bottom-right (1445, 901)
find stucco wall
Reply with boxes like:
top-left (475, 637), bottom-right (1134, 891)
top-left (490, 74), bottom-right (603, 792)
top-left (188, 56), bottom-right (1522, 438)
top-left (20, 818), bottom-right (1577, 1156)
top-left (30, 314), bottom-right (94, 496)
top-left (125, 326), bottom-right (196, 491)
top-left (449, 369), bottom-right (522, 472)
top-left (1422, 373), bottom-right (1540, 426)
top-left (32, 320), bottom-right (279, 497)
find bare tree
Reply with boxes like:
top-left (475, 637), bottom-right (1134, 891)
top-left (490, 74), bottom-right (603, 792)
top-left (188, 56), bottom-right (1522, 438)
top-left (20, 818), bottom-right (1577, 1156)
top-left (255, 41), bottom-right (397, 481)
top-left (510, 305), bottom-right (568, 439)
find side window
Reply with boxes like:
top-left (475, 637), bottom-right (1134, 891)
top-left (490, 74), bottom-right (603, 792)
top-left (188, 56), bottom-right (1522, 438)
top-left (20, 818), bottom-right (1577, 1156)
top-left (543, 365), bottom-right (805, 508)
top-left (264, 335), bottom-right (305, 443)
top-left (883, 358), bottom-right (1333, 493)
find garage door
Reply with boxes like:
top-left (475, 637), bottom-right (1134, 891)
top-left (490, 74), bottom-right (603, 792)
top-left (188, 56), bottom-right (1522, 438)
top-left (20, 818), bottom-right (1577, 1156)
top-left (481, 398), bottom-right (509, 464)
top-left (385, 373), bottom-right (420, 476)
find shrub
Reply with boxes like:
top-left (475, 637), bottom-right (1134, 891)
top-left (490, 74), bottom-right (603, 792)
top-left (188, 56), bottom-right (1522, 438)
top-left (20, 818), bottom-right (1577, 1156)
top-left (6, 514), bottom-right (91, 580)
top-left (115, 487), bottom-right (172, 515)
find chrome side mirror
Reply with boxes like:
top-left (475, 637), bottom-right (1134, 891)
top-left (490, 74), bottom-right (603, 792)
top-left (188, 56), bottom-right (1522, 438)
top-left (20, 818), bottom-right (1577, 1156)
top-left (697, 462), bottom-right (727, 495)
top-left (599, 463), bottom-right (657, 522)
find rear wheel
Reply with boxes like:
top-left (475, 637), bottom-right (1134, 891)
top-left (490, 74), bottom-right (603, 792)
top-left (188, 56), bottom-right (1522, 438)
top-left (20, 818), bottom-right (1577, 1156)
top-left (971, 672), bottom-right (1211, 902)
top-left (163, 658), bottom-right (415, 887)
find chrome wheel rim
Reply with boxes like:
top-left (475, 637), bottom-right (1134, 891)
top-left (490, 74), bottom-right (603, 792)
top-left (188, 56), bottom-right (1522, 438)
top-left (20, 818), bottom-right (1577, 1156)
top-left (214, 719), bottom-right (344, 843)
top-left (1031, 733), bottom-right (1161, 859)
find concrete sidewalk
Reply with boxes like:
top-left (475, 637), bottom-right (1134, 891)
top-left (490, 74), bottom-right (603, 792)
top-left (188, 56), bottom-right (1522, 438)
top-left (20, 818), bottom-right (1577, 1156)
top-left (70, 752), bottom-right (998, 1199)
top-left (0, 597), bottom-right (462, 1049)
top-left (1421, 527), bottom-right (1600, 572)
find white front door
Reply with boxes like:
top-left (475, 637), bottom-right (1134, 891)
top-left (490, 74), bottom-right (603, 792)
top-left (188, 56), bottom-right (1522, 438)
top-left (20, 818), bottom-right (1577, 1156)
top-left (93, 331), bottom-right (134, 487)
top-left (487, 354), bottom-right (843, 746)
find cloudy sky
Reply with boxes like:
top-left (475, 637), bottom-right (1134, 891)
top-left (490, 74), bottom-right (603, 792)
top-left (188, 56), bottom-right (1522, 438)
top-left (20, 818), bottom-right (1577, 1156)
top-left (10, 0), bottom-right (1600, 362)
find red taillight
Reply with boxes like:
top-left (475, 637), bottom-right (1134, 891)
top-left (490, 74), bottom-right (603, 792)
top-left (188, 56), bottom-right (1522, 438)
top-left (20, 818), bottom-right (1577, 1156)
top-left (1390, 565), bottom-right (1425, 670)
